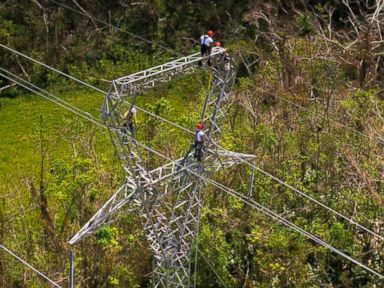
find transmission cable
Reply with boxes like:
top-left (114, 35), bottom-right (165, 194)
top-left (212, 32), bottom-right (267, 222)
top-left (0, 44), bottom-right (192, 135)
top-left (257, 86), bottom-right (384, 145)
top-left (2, 4), bottom-right (383, 277)
top-left (48, 0), bottom-right (384, 147)
top-left (120, 130), bottom-right (384, 279)
top-left (0, 71), bottom-right (103, 128)
top-left (0, 73), bottom-right (228, 286)
top-left (5, 72), bottom-right (384, 279)
top-left (7, 0), bottom-right (383, 280)
top-left (0, 243), bottom-right (62, 288)
top-left (196, 247), bottom-right (227, 287)
top-left (2, 43), bottom-right (382, 241)
top-left (0, 44), bottom-right (105, 94)
top-left (0, 45), bottom-right (382, 241)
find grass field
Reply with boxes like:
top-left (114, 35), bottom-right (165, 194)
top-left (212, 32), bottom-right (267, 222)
top-left (0, 71), bottom-right (210, 195)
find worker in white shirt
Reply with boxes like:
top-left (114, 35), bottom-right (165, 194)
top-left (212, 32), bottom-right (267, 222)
top-left (199, 30), bottom-right (214, 66)
top-left (194, 122), bottom-right (205, 161)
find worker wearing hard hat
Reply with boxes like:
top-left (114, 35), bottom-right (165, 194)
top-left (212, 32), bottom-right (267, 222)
top-left (123, 107), bottom-right (137, 139)
top-left (194, 122), bottom-right (205, 161)
top-left (199, 30), bottom-right (214, 66)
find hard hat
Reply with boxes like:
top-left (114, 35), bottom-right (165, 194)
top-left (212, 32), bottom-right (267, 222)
top-left (130, 107), bottom-right (137, 114)
top-left (215, 42), bottom-right (221, 47)
top-left (196, 122), bottom-right (203, 130)
top-left (207, 30), bottom-right (214, 37)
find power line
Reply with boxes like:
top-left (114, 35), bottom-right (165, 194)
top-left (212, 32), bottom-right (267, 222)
top-left (33, 0), bottom-right (384, 148)
top-left (196, 247), bottom-right (228, 288)
top-left (1, 45), bottom-right (381, 242)
top-left (0, 44), bottom-right (105, 94)
top-left (3, 73), bottom-right (383, 279)
top-left (119, 131), bottom-right (384, 279)
top-left (0, 243), bottom-right (62, 288)
top-left (0, 68), bottom-right (104, 128)
top-left (216, 141), bottom-right (384, 241)
top-left (0, 73), bottom-right (229, 285)
top-left (261, 87), bottom-right (384, 145)
top-left (2, 2), bottom-right (383, 278)
top-left (0, 44), bottom-right (193, 135)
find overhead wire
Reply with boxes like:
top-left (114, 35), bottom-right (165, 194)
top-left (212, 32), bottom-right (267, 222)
top-left (224, 145), bottom-right (384, 241)
top-left (0, 44), bottom-right (193, 135)
top-left (0, 243), bottom-right (62, 288)
top-left (257, 86), bottom-right (384, 145)
top-left (0, 70), bottom-right (225, 284)
top-left (46, 0), bottom-right (384, 147)
top-left (2, 72), bottom-right (383, 279)
top-left (0, 68), bottom-right (104, 128)
top-left (112, 129), bottom-right (384, 280)
top-left (1, 45), bottom-right (382, 242)
top-left (44, 1), bottom-right (384, 232)
top-left (3, 1), bottom-right (383, 280)
top-left (0, 72), bottom-right (228, 286)
top-left (0, 44), bottom-right (105, 94)
top-left (196, 247), bottom-right (227, 288)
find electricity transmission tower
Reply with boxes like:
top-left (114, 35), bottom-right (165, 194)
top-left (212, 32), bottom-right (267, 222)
top-left (2, 41), bottom-right (383, 285)
top-left (69, 47), bottom-right (255, 287)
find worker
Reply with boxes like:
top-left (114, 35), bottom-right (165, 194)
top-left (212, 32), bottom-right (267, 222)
top-left (214, 41), bottom-right (230, 71)
top-left (123, 107), bottom-right (137, 138)
top-left (198, 30), bottom-right (214, 67)
top-left (194, 122), bottom-right (204, 161)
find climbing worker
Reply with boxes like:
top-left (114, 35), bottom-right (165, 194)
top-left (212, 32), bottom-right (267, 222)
top-left (222, 50), bottom-right (231, 77)
top-left (194, 122), bottom-right (205, 161)
top-left (123, 107), bottom-right (137, 139)
top-left (198, 30), bottom-right (214, 67)
top-left (215, 41), bottom-right (230, 70)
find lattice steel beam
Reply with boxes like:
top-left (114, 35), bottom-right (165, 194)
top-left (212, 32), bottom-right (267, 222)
top-left (113, 47), bottom-right (225, 96)
top-left (70, 48), bottom-right (256, 288)
top-left (69, 149), bottom-right (255, 245)
top-left (149, 65), bottom-right (256, 287)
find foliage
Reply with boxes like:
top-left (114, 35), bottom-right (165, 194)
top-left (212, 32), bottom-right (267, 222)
top-left (1, 1), bottom-right (384, 287)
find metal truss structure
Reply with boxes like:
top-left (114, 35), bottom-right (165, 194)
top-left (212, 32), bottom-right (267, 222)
top-left (69, 47), bottom-right (256, 287)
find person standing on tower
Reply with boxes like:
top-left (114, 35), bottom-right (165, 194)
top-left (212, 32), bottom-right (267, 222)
top-left (194, 122), bottom-right (205, 161)
top-left (123, 107), bottom-right (137, 139)
top-left (199, 30), bottom-right (214, 67)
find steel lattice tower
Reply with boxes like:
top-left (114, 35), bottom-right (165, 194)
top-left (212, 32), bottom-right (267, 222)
top-left (69, 47), bottom-right (255, 287)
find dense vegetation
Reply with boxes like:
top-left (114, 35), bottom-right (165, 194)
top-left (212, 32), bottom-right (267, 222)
top-left (0, 0), bottom-right (383, 287)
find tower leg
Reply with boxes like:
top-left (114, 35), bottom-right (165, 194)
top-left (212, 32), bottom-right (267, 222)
top-left (69, 249), bottom-right (74, 288)
top-left (248, 163), bottom-right (255, 198)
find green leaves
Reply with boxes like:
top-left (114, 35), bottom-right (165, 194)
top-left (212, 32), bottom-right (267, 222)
top-left (329, 222), bottom-right (353, 251)
top-left (254, 123), bottom-right (278, 152)
top-left (297, 15), bottom-right (312, 36)
top-left (95, 226), bottom-right (119, 247)
top-left (0, 19), bottom-right (16, 41)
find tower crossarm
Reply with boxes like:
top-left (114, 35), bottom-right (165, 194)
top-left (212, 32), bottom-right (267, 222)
top-left (109, 47), bottom-right (226, 97)
top-left (147, 158), bottom-right (197, 186)
top-left (208, 149), bottom-right (257, 172)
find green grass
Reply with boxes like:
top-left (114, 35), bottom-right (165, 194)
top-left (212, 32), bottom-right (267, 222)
top-left (0, 70), bottom-right (211, 194)
top-left (0, 89), bottom-right (110, 192)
